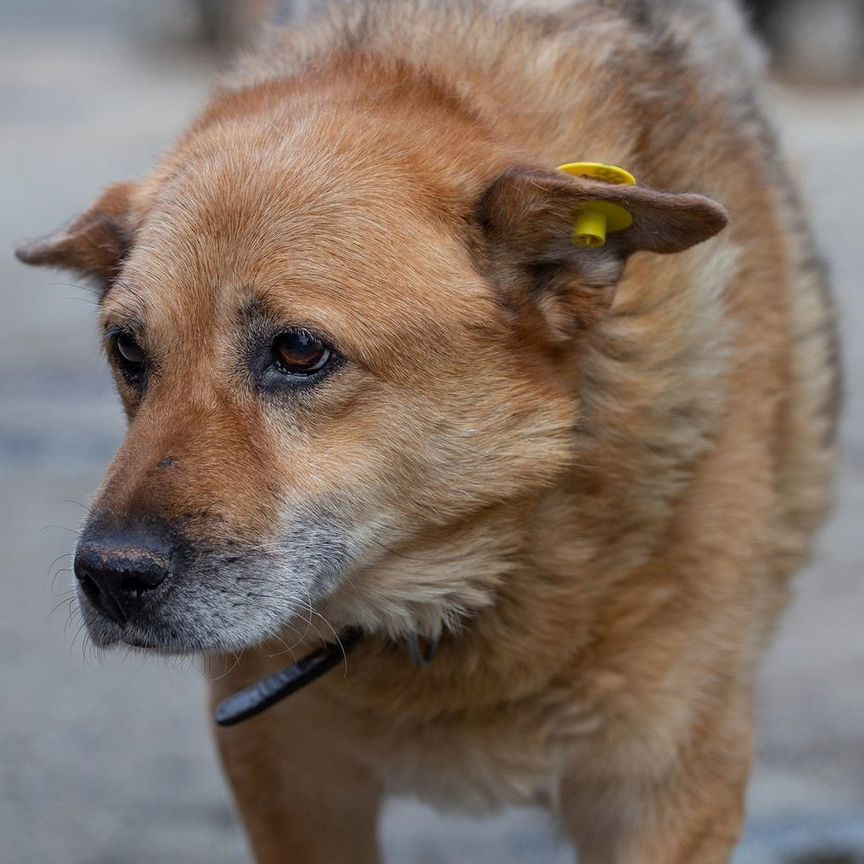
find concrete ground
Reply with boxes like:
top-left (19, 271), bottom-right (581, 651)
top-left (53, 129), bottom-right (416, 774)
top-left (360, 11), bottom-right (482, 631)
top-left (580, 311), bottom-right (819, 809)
top-left (1, 4), bottom-right (862, 863)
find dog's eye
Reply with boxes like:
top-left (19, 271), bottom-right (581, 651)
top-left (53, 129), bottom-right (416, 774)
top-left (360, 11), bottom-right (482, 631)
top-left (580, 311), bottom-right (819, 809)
top-left (272, 329), bottom-right (332, 375)
top-left (115, 332), bottom-right (145, 365)
top-left (109, 329), bottom-right (147, 384)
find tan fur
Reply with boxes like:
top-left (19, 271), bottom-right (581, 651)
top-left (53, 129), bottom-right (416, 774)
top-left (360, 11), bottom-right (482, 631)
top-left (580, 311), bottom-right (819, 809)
top-left (19, 1), bottom-right (837, 861)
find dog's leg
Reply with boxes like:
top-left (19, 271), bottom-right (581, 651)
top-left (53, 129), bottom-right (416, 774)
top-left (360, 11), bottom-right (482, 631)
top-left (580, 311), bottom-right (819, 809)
top-left (211, 686), bottom-right (382, 864)
top-left (560, 711), bottom-right (752, 864)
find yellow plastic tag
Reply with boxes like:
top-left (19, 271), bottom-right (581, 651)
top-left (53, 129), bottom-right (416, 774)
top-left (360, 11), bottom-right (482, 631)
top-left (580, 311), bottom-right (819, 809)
top-left (557, 162), bottom-right (637, 248)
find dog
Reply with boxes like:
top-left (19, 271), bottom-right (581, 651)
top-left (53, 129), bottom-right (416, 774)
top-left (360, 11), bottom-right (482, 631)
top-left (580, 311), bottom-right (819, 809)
top-left (16, 1), bottom-right (838, 861)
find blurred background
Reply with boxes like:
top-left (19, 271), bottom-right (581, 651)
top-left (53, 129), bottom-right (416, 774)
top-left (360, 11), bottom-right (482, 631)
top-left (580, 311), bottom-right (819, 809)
top-left (1, 1), bottom-right (862, 862)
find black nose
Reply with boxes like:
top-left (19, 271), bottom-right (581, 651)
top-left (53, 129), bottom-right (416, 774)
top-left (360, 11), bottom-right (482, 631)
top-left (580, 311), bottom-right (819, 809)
top-left (74, 533), bottom-right (172, 625)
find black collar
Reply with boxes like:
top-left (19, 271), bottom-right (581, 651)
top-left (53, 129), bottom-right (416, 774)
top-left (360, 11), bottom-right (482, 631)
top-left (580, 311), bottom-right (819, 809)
top-left (214, 630), bottom-right (440, 727)
top-left (214, 630), bottom-right (362, 727)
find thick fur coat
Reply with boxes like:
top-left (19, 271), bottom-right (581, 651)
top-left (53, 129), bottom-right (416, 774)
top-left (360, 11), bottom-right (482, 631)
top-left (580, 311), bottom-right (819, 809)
top-left (18, 1), bottom-right (838, 861)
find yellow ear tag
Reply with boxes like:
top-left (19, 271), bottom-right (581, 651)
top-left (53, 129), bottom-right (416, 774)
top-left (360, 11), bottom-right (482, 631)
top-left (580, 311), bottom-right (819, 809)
top-left (557, 162), bottom-right (637, 248)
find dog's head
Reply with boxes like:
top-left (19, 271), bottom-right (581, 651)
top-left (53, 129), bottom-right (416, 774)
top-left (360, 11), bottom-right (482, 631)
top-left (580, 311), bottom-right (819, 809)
top-left (17, 78), bottom-right (726, 653)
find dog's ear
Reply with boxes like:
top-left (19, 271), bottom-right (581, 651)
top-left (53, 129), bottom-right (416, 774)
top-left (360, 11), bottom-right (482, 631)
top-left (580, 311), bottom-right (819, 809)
top-left (15, 181), bottom-right (138, 294)
top-left (477, 168), bottom-right (728, 341)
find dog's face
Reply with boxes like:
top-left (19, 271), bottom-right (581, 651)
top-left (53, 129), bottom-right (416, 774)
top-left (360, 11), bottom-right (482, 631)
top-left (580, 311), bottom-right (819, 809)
top-left (17, 86), bottom-right (725, 653)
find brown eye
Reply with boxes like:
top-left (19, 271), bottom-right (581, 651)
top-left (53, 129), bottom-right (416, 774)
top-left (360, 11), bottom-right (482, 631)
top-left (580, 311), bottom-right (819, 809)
top-left (114, 331), bottom-right (145, 366)
top-left (272, 329), bottom-right (332, 375)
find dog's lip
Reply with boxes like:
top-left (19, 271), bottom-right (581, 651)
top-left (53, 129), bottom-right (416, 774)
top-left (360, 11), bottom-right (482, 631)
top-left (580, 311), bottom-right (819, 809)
top-left (80, 602), bottom-right (157, 650)
top-left (119, 632), bottom-right (154, 649)
top-left (122, 635), bottom-right (187, 656)
top-left (98, 624), bottom-right (192, 655)
top-left (86, 609), bottom-right (223, 654)
top-left (86, 619), bottom-right (125, 648)
top-left (109, 619), bottom-right (183, 651)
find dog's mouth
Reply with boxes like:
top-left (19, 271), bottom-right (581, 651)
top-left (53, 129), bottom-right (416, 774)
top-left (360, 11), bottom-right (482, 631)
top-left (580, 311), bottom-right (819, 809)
top-left (76, 568), bottom-right (330, 656)
top-left (73, 518), bottom-right (357, 655)
top-left (80, 602), bottom-right (220, 654)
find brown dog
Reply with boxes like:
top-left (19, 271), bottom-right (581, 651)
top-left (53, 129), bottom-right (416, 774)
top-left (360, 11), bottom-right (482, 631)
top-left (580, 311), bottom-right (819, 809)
top-left (17, 1), bottom-right (838, 861)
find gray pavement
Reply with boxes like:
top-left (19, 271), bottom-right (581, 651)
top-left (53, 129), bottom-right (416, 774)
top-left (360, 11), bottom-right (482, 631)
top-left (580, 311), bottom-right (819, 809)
top-left (1, 4), bottom-right (862, 863)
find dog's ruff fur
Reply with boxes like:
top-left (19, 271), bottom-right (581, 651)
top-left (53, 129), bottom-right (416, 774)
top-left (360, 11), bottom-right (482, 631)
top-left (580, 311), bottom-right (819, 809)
top-left (18, 1), bottom-right (838, 861)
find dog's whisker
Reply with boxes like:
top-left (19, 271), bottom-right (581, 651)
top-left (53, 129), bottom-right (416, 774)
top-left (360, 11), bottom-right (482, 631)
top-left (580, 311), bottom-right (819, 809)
top-left (268, 609), bottom-right (315, 659)
top-left (64, 603), bottom-right (82, 636)
top-left (267, 630), bottom-right (300, 663)
top-left (57, 498), bottom-right (90, 513)
top-left (47, 589), bottom-right (78, 621)
top-left (47, 552), bottom-right (75, 589)
top-left (50, 567), bottom-right (75, 592)
top-left (39, 524), bottom-right (82, 537)
top-left (69, 620), bottom-right (88, 658)
top-left (204, 648), bottom-right (245, 682)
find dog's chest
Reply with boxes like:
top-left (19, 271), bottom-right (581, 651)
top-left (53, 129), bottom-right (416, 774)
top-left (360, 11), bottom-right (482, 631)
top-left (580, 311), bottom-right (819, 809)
top-left (371, 694), bottom-right (604, 813)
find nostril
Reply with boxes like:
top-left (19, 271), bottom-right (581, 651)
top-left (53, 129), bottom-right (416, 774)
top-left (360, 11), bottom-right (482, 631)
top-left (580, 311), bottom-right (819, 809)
top-left (74, 561), bottom-right (129, 625)
top-left (75, 567), bottom-right (101, 603)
